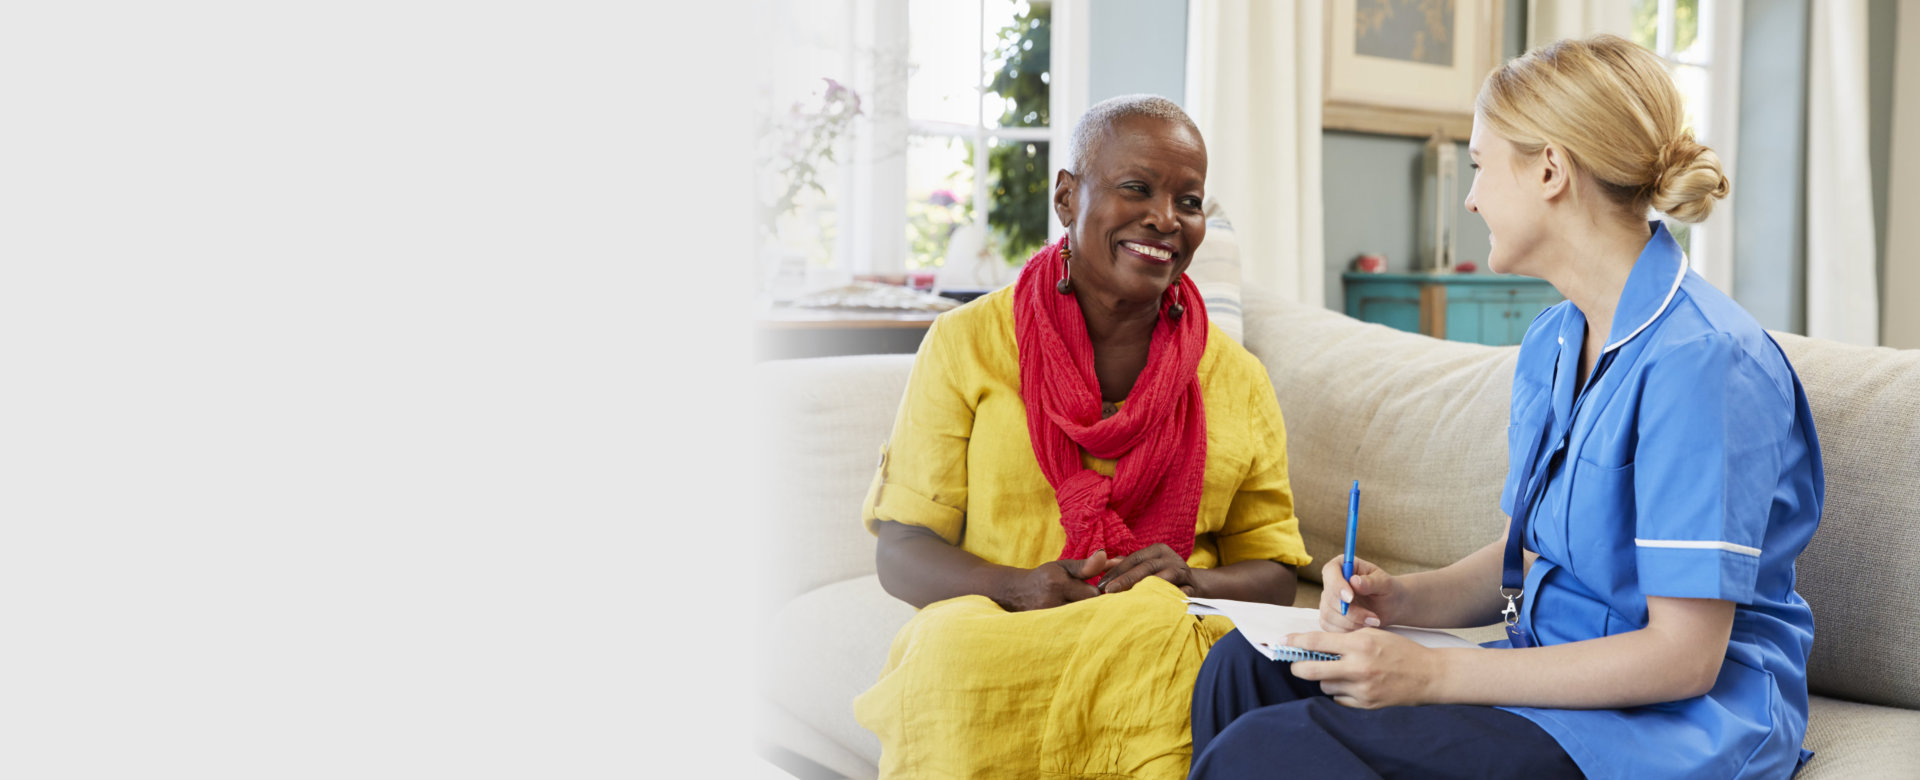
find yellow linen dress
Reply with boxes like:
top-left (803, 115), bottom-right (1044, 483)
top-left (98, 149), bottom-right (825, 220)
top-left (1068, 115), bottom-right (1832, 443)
top-left (856, 286), bottom-right (1310, 779)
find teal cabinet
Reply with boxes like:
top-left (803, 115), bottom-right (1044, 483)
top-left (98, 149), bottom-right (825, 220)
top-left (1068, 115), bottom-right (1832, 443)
top-left (1343, 272), bottom-right (1562, 346)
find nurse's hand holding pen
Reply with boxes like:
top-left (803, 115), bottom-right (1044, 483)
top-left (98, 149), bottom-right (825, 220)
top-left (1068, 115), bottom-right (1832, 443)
top-left (1291, 556), bottom-right (1440, 709)
top-left (1317, 555), bottom-right (1407, 633)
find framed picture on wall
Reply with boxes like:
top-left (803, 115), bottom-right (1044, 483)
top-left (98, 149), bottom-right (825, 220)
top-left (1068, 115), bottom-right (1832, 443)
top-left (1323, 0), bottom-right (1505, 141)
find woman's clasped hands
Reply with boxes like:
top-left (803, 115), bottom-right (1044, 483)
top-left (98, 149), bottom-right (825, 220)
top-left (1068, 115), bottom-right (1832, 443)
top-left (996, 544), bottom-right (1201, 611)
top-left (1284, 555), bottom-right (1442, 710)
top-left (998, 550), bottom-right (1109, 611)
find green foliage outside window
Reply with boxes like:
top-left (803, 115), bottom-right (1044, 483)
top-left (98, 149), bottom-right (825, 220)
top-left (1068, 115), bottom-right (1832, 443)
top-left (1630, 0), bottom-right (1698, 54)
top-left (975, 3), bottom-right (1051, 265)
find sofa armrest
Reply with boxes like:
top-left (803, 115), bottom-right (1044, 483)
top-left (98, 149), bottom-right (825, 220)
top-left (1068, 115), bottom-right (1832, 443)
top-left (753, 354), bottom-right (916, 607)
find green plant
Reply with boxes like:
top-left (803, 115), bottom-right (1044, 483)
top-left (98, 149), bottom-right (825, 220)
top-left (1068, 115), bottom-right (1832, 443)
top-left (1631, 0), bottom-right (1698, 54)
top-left (974, 3), bottom-right (1051, 265)
top-left (759, 78), bottom-right (863, 236)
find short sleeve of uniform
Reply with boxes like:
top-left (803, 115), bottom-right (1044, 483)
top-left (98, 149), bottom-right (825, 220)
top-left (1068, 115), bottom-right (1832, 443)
top-left (860, 315), bottom-right (973, 545)
top-left (1632, 333), bottom-right (1789, 603)
top-left (1215, 370), bottom-right (1311, 568)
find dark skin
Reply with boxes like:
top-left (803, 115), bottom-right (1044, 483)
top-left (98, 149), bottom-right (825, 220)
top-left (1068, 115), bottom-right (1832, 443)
top-left (875, 115), bottom-right (1297, 612)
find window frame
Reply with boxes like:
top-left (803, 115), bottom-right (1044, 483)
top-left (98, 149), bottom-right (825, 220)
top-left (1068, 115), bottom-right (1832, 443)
top-left (852, 0), bottom-right (1085, 276)
top-left (1639, 0), bottom-right (1743, 292)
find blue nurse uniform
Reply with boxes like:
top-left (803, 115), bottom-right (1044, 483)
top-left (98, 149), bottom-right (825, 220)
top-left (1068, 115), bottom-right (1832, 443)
top-left (1496, 222), bottom-right (1824, 778)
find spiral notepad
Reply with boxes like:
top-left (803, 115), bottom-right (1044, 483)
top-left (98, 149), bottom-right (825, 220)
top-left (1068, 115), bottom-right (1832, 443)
top-left (1256, 642), bottom-right (1340, 663)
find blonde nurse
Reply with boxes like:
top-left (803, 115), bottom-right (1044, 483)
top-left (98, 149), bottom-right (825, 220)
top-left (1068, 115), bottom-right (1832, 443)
top-left (1190, 35), bottom-right (1823, 780)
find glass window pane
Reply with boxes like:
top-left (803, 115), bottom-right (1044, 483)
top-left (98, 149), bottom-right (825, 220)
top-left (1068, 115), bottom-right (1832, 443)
top-left (985, 0), bottom-right (1051, 129)
top-left (1672, 0), bottom-right (1702, 62)
top-left (1672, 63), bottom-right (1709, 139)
top-left (906, 134), bottom-right (976, 270)
top-left (909, 0), bottom-right (982, 125)
top-left (759, 69), bottom-right (860, 272)
top-left (1630, 0), bottom-right (1660, 51)
top-left (986, 138), bottom-right (1051, 262)
top-left (765, 0), bottom-right (856, 108)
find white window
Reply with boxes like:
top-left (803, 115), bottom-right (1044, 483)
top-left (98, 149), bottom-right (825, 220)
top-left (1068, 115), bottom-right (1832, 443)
top-left (905, 0), bottom-right (1056, 273)
top-left (757, 0), bottom-right (1085, 295)
top-left (1631, 0), bottom-right (1743, 291)
top-left (755, 0), bottom-right (865, 293)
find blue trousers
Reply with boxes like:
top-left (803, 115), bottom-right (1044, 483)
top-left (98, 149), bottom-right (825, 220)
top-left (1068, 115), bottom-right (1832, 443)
top-left (1189, 630), bottom-right (1584, 780)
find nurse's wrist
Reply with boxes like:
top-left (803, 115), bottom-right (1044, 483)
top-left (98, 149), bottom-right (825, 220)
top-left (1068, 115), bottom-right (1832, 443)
top-left (1375, 569), bottom-right (1425, 626)
top-left (1421, 647), bottom-right (1478, 706)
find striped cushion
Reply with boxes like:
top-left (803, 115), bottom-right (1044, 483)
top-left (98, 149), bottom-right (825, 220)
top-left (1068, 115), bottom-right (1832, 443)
top-left (1188, 197), bottom-right (1244, 343)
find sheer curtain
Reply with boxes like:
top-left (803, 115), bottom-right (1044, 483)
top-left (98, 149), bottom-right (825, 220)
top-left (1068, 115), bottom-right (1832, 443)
top-left (1806, 0), bottom-right (1881, 346)
top-left (1525, 0), bottom-right (1630, 49)
top-left (1182, 0), bottom-right (1323, 306)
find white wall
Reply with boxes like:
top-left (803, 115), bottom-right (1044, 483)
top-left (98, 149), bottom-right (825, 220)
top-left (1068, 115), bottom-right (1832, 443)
top-left (1886, 3), bottom-right (1920, 349)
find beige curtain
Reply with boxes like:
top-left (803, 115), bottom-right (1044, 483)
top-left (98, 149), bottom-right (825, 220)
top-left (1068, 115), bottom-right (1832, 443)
top-left (1886, 0), bottom-right (1920, 349)
top-left (1182, 0), bottom-right (1324, 306)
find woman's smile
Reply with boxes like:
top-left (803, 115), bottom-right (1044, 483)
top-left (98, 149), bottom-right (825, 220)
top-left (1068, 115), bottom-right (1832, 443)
top-left (1120, 239), bottom-right (1178, 264)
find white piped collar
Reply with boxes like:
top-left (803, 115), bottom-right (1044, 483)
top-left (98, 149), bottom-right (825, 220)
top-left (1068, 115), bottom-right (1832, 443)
top-left (1602, 222), bottom-right (1689, 354)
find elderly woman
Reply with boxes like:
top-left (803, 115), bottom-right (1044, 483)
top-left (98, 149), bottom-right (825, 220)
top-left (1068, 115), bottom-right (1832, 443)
top-left (1189, 36), bottom-right (1823, 780)
top-left (853, 95), bottom-right (1310, 778)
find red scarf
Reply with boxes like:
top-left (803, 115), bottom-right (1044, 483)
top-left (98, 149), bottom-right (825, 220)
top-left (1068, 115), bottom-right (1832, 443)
top-left (1014, 237), bottom-right (1208, 569)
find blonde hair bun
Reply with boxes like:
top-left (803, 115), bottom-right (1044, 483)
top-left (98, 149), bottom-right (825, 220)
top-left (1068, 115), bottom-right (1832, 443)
top-left (1648, 135), bottom-right (1730, 223)
top-left (1476, 34), bottom-right (1732, 224)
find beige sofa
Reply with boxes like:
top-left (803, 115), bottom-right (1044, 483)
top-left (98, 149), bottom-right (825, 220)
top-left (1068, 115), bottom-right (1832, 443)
top-left (753, 287), bottom-right (1920, 779)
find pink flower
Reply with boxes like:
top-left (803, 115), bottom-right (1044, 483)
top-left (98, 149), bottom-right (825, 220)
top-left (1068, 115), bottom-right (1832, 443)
top-left (821, 77), bottom-right (863, 117)
top-left (929, 189), bottom-right (958, 207)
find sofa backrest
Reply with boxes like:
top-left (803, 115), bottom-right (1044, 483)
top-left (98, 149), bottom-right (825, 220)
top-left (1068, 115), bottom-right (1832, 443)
top-left (1242, 287), bottom-right (1920, 710)
top-left (1240, 288), bottom-right (1518, 580)
top-left (1770, 332), bottom-right (1920, 709)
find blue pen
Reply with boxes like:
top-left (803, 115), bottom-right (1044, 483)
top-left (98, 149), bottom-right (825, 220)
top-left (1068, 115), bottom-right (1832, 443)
top-left (1342, 480), bottom-right (1359, 616)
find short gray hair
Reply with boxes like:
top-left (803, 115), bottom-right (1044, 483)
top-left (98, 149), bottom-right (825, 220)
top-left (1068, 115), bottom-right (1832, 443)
top-left (1066, 94), bottom-right (1201, 174)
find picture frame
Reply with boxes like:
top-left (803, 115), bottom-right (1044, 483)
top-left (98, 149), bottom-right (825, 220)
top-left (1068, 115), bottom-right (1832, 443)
top-left (1323, 0), bottom-right (1506, 141)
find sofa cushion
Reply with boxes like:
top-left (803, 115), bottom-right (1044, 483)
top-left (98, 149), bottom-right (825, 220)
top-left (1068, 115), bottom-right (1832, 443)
top-left (1772, 334), bottom-right (1920, 709)
top-left (761, 575), bottom-right (915, 772)
top-left (753, 355), bottom-right (914, 607)
top-left (1798, 696), bottom-right (1920, 778)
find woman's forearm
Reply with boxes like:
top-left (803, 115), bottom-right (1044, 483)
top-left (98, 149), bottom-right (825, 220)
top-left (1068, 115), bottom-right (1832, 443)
top-left (873, 520), bottom-right (1020, 609)
top-left (1427, 596), bottom-right (1736, 708)
top-left (1190, 560), bottom-right (1297, 605)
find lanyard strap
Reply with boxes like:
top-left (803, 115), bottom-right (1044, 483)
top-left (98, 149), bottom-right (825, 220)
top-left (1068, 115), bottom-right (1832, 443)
top-left (1501, 421), bottom-right (1560, 649)
top-left (1501, 350), bottom-right (1617, 649)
